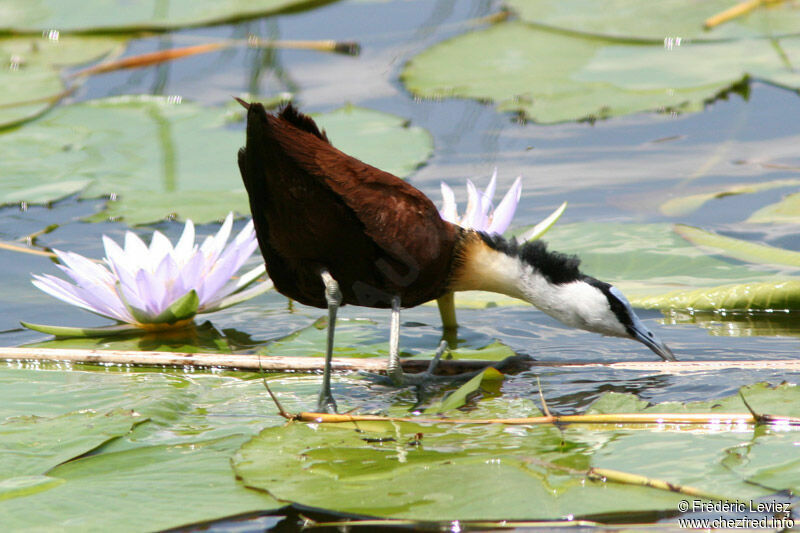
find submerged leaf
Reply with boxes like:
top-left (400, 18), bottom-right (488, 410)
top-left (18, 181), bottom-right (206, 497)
top-left (748, 191), bottom-right (800, 224)
top-left (635, 280), bottom-right (800, 311)
top-left (675, 224), bottom-right (800, 269)
top-left (426, 367), bottom-right (503, 414)
top-left (659, 179), bottom-right (800, 217)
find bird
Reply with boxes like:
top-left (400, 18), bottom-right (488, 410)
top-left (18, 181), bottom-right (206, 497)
top-left (236, 100), bottom-right (675, 412)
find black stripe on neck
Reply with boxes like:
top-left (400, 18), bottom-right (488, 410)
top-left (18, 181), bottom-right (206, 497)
top-left (478, 232), bottom-right (583, 285)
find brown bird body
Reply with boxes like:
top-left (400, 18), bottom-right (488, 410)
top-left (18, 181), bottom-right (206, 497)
top-left (238, 102), bottom-right (461, 310)
top-left (237, 101), bottom-right (674, 411)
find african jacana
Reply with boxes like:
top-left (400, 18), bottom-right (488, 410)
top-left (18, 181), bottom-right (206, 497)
top-left (237, 101), bottom-right (675, 412)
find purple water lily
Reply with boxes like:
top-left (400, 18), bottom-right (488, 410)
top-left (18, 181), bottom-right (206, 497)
top-left (439, 170), bottom-right (523, 235)
top-left (439, 171), bottom-right (567, 240)
top-left (26, 213), bottom-right (272, 336)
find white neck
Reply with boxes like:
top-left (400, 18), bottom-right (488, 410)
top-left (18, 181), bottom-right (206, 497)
top-left (450, 238), bottom-right (626, 336)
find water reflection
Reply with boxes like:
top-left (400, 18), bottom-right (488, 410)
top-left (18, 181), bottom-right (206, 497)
top-left (664, 309), bottom-right (800, 337)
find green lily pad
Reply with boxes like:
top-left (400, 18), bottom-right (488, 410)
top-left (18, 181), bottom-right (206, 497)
top-left (0, 0), bottom-right (330, 33)
top-left (233, 420), bottom-right (688, 520)
top-left (675, 224), bottom-right (800, 269)
top-left (588, 382), bottom-right (800, 417)
top-left (0, 36), bottom-right (123, 129)
top-left (635, 280), bottom-right (800, 311)
top-left (748, 191), bottom-right (800, 224)
top-left (314, 104), bottom-right (434, 178)
top-left (508, 0), bottom-right (800, 42)
top-left (0, 97), bottom-right (434, 224)
top-left (425, 367), bottom-right (503, 414)
top-left (0, 408), bottom-right (142, 480)
top-left (0, 436), bottom-right (279, 532)
top-left (402, 22), bottom-right (800, 123)
top-left (663, 309), bottom-right (800, 337)
top-left (659, 179), bottom-right (800, 217)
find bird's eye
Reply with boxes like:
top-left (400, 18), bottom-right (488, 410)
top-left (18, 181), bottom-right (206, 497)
top-left (648, 332), bottom-right (654, 337)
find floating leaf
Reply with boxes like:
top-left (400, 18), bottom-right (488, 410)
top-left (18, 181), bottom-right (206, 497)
top-left (659, 179), bottom-right (800, 217)
top-left (0, 97), bottom-right (433, 224)
top-left (426, 367), bottom-right (503, 414)
top-left (402, 21), bottom-right (800, 123)
top-left (0, 436), bottom-right (279, 531)
top-left (20, 321), bottom-right (142, 338)
top-left (748, 191), bottom-right (800, 224)
top-left (663, 309), bottom-right (800, 337)
top-left (635, 280), bottom-right (800, 311)
top-left (507, 0), bottom-right (800, 42)
top-left (0, 36), bottom-right (123, 128)
top-left (0, 0), bottom-right (329, 33)
top-left (0, 409), bottom-right (141, 480)
top-left (675, 224), bottom-right (800, 269)
top-left (233, 420), bottom-right (690, 520)
top-left (313, 105), bottom-right (434, 178)
top-left (518, 201), bottom-right (567, 242)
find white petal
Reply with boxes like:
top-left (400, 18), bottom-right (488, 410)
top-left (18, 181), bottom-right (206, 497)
top-left (483, 168), bottom-right (498, 207)
top-left (177, 250), bottom-right (207, 295)
top-left (32, 275), bottom-right (100, 314)
top-left (487, 176), bottom-right (522, 235)
top-left (155, 252), bottom-right (184, 303)
top-left (54, 250), bottom-right (115, 287)
top-left (174, 219), bottom-right (196, 259)
top-left (233, 218), bottom-right (255, 247)
top-left (32, 274), bottom-right (131, 322)
top-left (439, 183), bottom-right (458, 223)
top-left (135, 268), bottom-right (166, 316)
top-left (463, 179), bottom-right (482, 229)
top-left (148, 231), bottom-right (173, 269)
top-left (201, 212), bottom-right (234, 263)
top-left (123, 231), bottom-right (149, 269)
top-left (196, 246), bottom-right (243, 306)
top-left (114, 267), bottom-right (149, 313)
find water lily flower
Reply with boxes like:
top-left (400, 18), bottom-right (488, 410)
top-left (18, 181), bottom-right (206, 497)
top-left (439, 170), bottom-right (567, 241)
top-left (24, 213), bottom-right (273, 337)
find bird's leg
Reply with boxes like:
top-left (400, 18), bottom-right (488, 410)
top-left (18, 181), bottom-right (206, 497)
top-left (318, 269), bottom-right (342, 413)
top-left (387, 295), bottom-right (404, 385)
top-left (436, 292), bottom-right (458, 348)
top-left (386, 295), bottom-right (451, 386)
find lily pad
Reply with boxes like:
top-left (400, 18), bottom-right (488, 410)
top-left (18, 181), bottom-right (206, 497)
top-left (635, 280), bottom-right (800, 311)
top-left (0, 0), bottom-right (330, 33)
top-left (234, 384), bottom-right (800, 520)
top-left (659, 179), bottom-right (800, 217)
top-left (507, 0), bottom-right (800, 42)
top-left (0, 36), bottom-right (123, 129)
top-left (314, 104), bottom-right (434, 178)
top-left (402, 22), bottom-right (800, 123)
top-left (233, 420), bottom-right (686, 520)
top-left (674, 224), bottom-right (800, 269)
top-left (0, 408), bottom-right (142, 480)
top-left (0, 97), bottom-right (433, 224)
top-left (0, 436), bottom-right (279, 532)
top-left (748, 191), bottom-right (800, 224)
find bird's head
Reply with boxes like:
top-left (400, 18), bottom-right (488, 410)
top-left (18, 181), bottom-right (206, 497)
top-left (567, 277), bottom-right (676, 362)
top-left (453, 233), bottom-right (676, 361)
